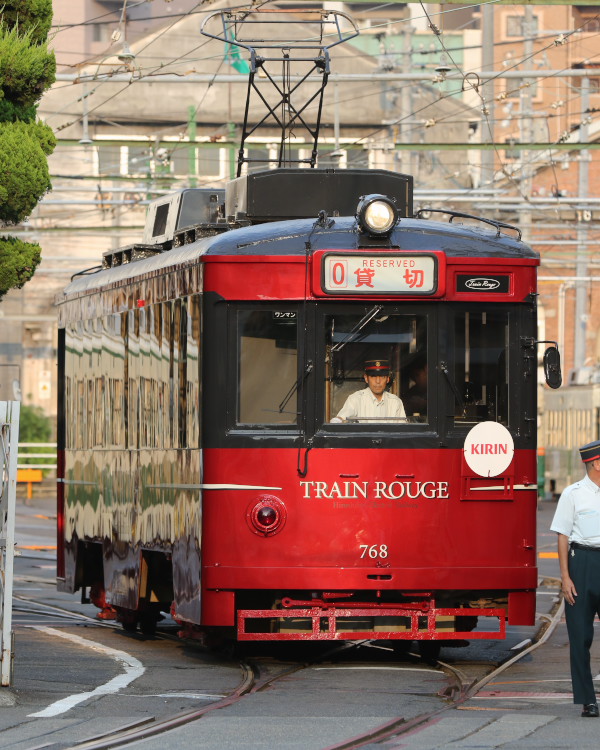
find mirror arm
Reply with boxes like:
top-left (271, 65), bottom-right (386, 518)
top-left (520, 338), bottom-right (559, 349)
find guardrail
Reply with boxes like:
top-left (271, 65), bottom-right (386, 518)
top-left (17, 443), bottom-right (57, 471)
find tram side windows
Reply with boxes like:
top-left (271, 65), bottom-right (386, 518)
top-left (236, 309), bottom-right (299, 426)
top-left (186, 295), bottom-right (201, 449)
top-left (452, 310), bottom-right (509, 426)
top-left (324, 310), bottom-right (428, 426)
top-left (127, 309), bottom-right (140, 450)
top-left (105, 313), bottom-right (126, 449)
top-left (65, 321), bottom-right (84, 451)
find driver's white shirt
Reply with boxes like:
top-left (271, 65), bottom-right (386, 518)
top-left (334, 388), bottom-right (406, 423)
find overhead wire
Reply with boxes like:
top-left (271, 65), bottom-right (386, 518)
top-left (41, 2), bottom-right (600, 213)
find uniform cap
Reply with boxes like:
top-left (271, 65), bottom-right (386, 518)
top-left (364, 359), bottom-right (390, 375)
top-left (580, 440), bottom-right (600, 463)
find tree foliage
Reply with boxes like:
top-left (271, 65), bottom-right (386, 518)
top-left (19, 403), bottom-right (52, 443)
top-left (0, 24), bottom-right (56, 111)
top-left (0, 0), bottom-right (53, 45)
top-left (0, 121), bottom-right (54, 224)
top-left (0, 235), bottom-right (41, 298)
top-left (0, 0), bottom-right (56, 298)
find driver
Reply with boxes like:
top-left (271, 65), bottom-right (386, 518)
top-left (331, 359), bottom-right (406, 423)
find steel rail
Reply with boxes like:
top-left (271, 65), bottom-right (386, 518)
top-left (15, 589), bottom-right (564, 750)
top-left (58, 661), bottom-right (256, 750)
top-left (321, 593), bottom-right (565, 750)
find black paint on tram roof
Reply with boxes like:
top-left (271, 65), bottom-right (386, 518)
top-left (62, 216), bottom-right (538, 298)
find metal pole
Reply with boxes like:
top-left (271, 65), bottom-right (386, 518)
top-left (188, 105), bottom-right (197, 188)
top-left (54, 70), bottom-right (600, 84)
top-left (0, 400), bottom-right (19, 687)
top-left (519, 7), bottom-right (535, 241)
top-left (333, 81), bottom-right (340, 154)
top-left (574, 77), bottom-right (590, 370)
top-left (480, 4), bottom-right (495, 188)
top-left (400, 26), bottom-right (414, 176)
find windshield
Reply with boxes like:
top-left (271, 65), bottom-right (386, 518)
top-left (237, 308), bottom-right (299, 425)
top-left (324, 311), bottom-right (428, 425)
top-left (452, 309), bottom-right (509, 426)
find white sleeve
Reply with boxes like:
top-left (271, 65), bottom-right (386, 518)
top-left (396, 397), bottom-right (406, 419)
top-left (550, 487), bottom-right (575, 537)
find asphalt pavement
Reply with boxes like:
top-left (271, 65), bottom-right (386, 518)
top-left (1, 493), bottom-right (599, 749)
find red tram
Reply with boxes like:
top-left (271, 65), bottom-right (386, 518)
top-left (56, 167), bottom-right (560, 646)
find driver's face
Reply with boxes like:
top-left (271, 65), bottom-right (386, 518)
top-left (364, 373), bottom-right (390, 396)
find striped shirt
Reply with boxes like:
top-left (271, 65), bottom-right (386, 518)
top-left (335, 388), bottom-right (406, 423)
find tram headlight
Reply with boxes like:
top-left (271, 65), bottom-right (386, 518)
top-left (247, 495), bottom-right (287, 537)
top-left (356, 194), bottom-right (398, 236)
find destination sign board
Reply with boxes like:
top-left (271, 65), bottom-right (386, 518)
top-left (322, 253), bottom-right (437, 295)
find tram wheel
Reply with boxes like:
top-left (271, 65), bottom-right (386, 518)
top-left (418, 640), bottom-right (441, 664)
top-left (139, 614), bottom-right (157, 636)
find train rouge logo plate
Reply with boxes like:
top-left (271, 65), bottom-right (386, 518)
top-left (323, 253), bottom-right (437, 295)
top-left (457, 275), bottom-right (510, 293)
top-left (464, 422), bottom-right (514, 477)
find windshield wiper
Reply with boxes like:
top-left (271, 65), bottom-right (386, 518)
top-left (440, 361), bottom-right (466, 416)
top-left (278, 360), bottom-right (313, 413)
top-left (331, 305), bottom-right (384, 353)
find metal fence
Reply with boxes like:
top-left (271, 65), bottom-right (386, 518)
top-left (17, 443), bottom-right (57, 471)
top-left (0, 402), bottom-right (20, 686)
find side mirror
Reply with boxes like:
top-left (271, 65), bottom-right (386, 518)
top-left (543, 346), bottom-right (562, 389)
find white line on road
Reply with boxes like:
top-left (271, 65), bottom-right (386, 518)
top-left (511, 639), bottom-right (533, 650)
top-left (27, 626), bottom-right (145, 718)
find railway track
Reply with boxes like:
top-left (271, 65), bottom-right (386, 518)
top-left (322, 596), bottom-right (565, 750)
top-left (14, 582), bottom-right (563, 750)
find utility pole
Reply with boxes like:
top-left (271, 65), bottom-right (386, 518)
top-left (519, 6), bottom-right (535, 241)
top-left (399, 25), bottom-right (413, 176)
top-left (574, 77), bottom-right (591, 370)
top-left (480, 4), bottom-right (495, 188)
top-left (188, 105), bottom-right (197, 188)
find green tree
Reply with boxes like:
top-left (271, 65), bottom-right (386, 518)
top-left (19, 403), bottom-right (52, 442)
top-left (19, 403), bottom-right (55, 468)
top-left (0, 0), bottom-right (56, 300)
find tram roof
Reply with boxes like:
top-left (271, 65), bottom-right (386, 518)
top-left (61, 216), bottom-right (538, 299)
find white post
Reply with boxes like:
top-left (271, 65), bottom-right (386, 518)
top-left (0, 401), bottom-right (20, 686)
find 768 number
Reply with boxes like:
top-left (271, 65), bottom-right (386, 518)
top-left (360, 544), bottom-right (388, 559)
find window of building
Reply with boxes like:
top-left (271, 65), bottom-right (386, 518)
top-left (97, 146), bottom-right (122, 177)
top-left (128, 146), bottom-right (152, 176)
top-left (245, 147), bottom-right (271, 173)
top-left (92, 23), bottom-right (111, 43)
top-left (506, 14), bottom-right (539, 38)
top-left (503, 138), bottom-right (521, 160)
top-left (198, 148), bottom-right (223, 177)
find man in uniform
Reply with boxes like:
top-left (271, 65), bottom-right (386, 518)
top-left (551, 439), bottom-right (600, 717)
top-left (331, 359), bottom-right (405, 423)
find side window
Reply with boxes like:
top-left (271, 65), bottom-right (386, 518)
top-left (453, 310), bottom-right (509, 426)
top-left (324, 311), bottom-right (428, 425)
top-left (236, 309), bottom-right (298, 425)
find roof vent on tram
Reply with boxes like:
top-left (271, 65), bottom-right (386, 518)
top-left (102, 188), bottom-right (226, 269)
top-left (143, 188), bottom-right (226, 247)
